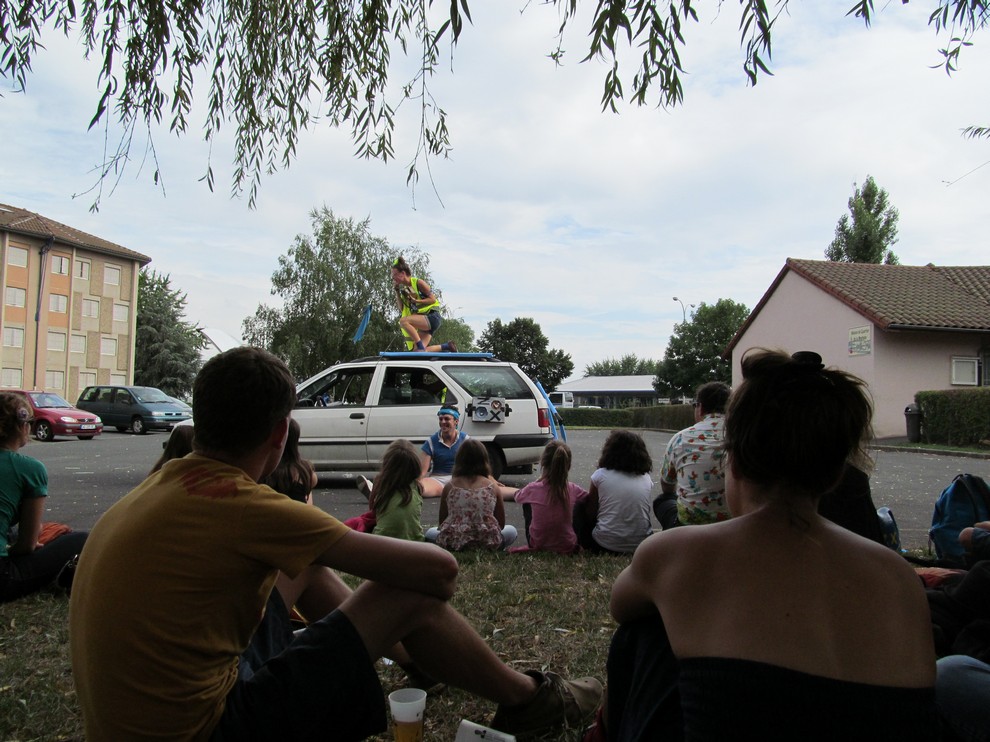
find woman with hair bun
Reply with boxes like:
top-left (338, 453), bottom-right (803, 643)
top-left (592, 349), bottom-right (937, 740)
top-left (0, 392), bottom-right (88, 601)
top-left (391, 256), bottom-right (456, 353)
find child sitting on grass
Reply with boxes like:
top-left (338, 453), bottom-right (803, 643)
top-left (426, 439), bottom-right (517, 551)
top-left (370, 440), bottom-right (425, 541)
top-left (511, 440), bottom-right (589, 554)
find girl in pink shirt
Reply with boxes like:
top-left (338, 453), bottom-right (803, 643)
top-left (511, 441), bottom-right (589, 554)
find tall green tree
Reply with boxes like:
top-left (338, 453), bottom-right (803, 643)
top-left (135, 269), bottom-right (205, 397)
top-left (825, 176), bottom-right (900, 265)
top-left (478, 318), bottom-right (573, 391)
top-left (3, 1), bottom-right (986, 205)
top-left (655, 299), bottom-right (750, 397)
top-left (585, 355), bottom-right (660, 377)
top-left (242, 206), bottom-right (463, 379)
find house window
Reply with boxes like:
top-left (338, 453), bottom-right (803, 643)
top-left (113, 304), bottom-right (129, 323)
top-left (5, 287), bottom-right (26, 307)
top-left (48, 331), bottom-right (67, 352)
top-left (105, 265), bottom-right (121, 285)
top-left (52, 255), bottom-right (70, 275)
top-left (50, 293), bottom-right (68, 313)
top-left (3, 327), bottom-right (24, 348)
top-left (45, 370), bottom-right (64, 389)
top-left (1, 368), bottom-right (22, 387)
top-left (109, 373), bottom-right (126, 385)
top-left (75, 261), bottom-right (91, 280)
top-left (79, 372), bottom-right (96, 388)
top-left (82, 299), bottom-right (100, 318)
top-left (951, 357), bottom-right (980, 386)
top-left (7, 246), bottom-right (27, 267)
top-left (101, 337), bottom-right (117, 356)
top-left (71, 334), bottom-right (86, 354)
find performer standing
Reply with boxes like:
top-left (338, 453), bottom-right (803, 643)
top-left (391, 257), bottom-right (456, 352)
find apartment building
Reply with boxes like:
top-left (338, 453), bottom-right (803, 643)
top-left (0, 203), bottom-right (151, 402)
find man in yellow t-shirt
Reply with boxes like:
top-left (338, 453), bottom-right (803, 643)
top-left (70, 347), bottom-right (601, 741)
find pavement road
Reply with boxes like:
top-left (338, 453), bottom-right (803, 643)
top-left (24, 428), bottom-right (990, 550)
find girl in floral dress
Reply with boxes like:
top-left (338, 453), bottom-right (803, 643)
top-left (426, 439), bottom-right (517, 551)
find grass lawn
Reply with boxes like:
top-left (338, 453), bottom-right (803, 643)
top-left (0, 551), bottom-right (630, 741)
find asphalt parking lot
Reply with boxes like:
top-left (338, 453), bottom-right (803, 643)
top-left (24, 427), bottom-right (990, 550)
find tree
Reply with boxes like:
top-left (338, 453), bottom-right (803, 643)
top-left (135, 269), bottom-right (205, 397)
top-left (585, 355), bottom-right (660, 377)
top-left (825, 176), bottom-right (900, 265)
top-left (478, 318), bottom-right (574, 391)
top-left (3, 1), bottom-right (986, 206)
top-left (655, 299), bottom-right (750, 397)
top-left (242, 206), bottom-right (463, 379)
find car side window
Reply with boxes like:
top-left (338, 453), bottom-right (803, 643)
top-left (116, 390), bottom-right (133, 405)
top-left (298, 368), bottom-right (374, 407)
top-left (96, 388), bottom-right (113, 403)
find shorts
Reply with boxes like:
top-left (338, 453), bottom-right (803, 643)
top-left (425, 473), bottom-right (451, 487)
top-left (212, 594), bottom-right (386, 742)
top-left (425, 310), bottom-right (442, 334)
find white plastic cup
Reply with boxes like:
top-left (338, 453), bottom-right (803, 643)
top-left (388, 687), bottom-right (427, 742)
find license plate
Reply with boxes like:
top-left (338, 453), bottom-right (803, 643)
top-left (80, 424), bottom-right (96, 430)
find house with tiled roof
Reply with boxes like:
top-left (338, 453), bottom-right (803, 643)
top-left (726, 258), bottom-right (990, 438)
top-left (0, 203), bottom-right (152, 402)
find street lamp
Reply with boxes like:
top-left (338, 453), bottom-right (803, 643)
top-left (673, 296), bottom-right (694, 322)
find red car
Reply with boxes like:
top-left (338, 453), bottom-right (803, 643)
top-left (7, 390), bottom-right (104, 441)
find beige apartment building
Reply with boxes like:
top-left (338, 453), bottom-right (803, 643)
top-left (0, 203), bottom-right (151, 402)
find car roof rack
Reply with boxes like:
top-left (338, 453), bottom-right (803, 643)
top-left (347, 352), bottom-right (503, 363)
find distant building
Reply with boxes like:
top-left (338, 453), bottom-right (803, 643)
top-left (0, 203), bottom-right (151, 401)
top-left (553, 375), bottom-right (659, 409)
top-left (726, 258), bottom-right (990, 438)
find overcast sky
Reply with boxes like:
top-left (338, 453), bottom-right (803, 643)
top-left (3, 3), bottom-right (988, 381)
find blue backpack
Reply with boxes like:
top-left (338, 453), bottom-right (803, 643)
top-left (928, 473), bottom-right (990, 563)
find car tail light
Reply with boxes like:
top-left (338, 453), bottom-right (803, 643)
top-left (537, 407), bottom-right (550, 429)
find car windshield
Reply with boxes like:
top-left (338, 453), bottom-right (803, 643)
top-left (28, 392), bottom-right (72, 408)
top-left (133, 387), bottom-right (173, 403)
top-left (443, 365), bottom-right (534, 399)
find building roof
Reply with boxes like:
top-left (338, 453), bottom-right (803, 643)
top-left (0, 203), bottom-right (151, 264)
top-left (556, 375), bottom-right (657, 394)
top-left (727, 258), bottom-right (990, 354)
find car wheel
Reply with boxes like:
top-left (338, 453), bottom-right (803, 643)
top-left (35, 421), bottom-right (54, 442)
top-left (115, 426), bottom-right (128, 433)
top-left (131, 417), bottom-right (147, 435)
top-left (484, 444), bottom-right (505, 480)
top-left (77, 436), bottom-right (95, 440)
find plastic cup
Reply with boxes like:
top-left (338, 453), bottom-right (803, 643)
top-left (388, 687), bottom-right (426, 742)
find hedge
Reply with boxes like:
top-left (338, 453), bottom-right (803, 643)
top-left (915, 388), bottom-right (990, 446)
top-left (557, 404), bottom-right (695, 432)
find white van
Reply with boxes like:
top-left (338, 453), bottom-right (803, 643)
top-left (547, 391), bottom-right (574, 409)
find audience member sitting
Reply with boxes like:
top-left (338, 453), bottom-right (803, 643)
top-left (70, 347), bottom-right (601, 740)
top-left (817, 462), bottom-right (885, 545)
top-left (511, 440), bottom-right (589, 554)
top-left (591, 349), bottom-right (937, 740)
top-left (653, 381), bottom-right (730, 529)
top-left (574, 430), bottom-right (654, 555)
top-left (426, 439), bottom-right (518, 551)
top-left (369, 440), bottom-right (426, 542)
top-left (149, 424), bottom-right (195, 475)
top-left (0, 392), bottom-right (88, 602)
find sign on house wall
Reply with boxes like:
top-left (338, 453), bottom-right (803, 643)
top-left (848, 325), bottom-right (872, 356)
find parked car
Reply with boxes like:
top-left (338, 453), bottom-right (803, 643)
top-left (6, 390), bottom-right (104, 441)
top-left (294, 352), bottom-right (555, 478)
top-left (76, 385), bottom-right (192, 434)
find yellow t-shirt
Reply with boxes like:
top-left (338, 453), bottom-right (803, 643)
top-left (69, 455), bottom-right (349, 741)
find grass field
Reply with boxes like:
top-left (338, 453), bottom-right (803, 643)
top-left (0, 551), bottom-right (630, 741)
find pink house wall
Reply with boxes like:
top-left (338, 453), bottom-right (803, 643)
top-left (731, 271), bottom-right (986, 438)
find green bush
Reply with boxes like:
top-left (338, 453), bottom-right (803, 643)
top-left (558, 404), bottom-right (694, 431)
top-left (915, 388), bottom-right (990, 446)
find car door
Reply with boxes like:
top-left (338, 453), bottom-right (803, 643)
top-left (292, 365), bottom-right (378, 469)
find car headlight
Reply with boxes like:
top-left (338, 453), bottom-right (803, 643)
top-left (59, 416), bottom-right (77, 423)
top-left (151, 411), bottom-right (166, 417)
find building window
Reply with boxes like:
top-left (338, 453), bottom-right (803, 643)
top-left (113, 304), bottom-right (129, 323)
top-left (951, 357), bottom-right (980, 386)
top-left (79, 371), bottom-right (96, 388)
top-left (82, 298), bottom-right (100, 318)
top-left (110, 373), bottom-right (126, 385)
top-left (105, 265), bottom-right (121, 285)
top-left (50, 293), bottom-right (68, 313)
top-left (7, 246), bottom-right (28, 267)
top-left (52, 255), bottom-right (70, 275)
top-left (1, 368), bottom-right (22, 387)
top-left (5, 287), bottom-right (26, 307)
top-left (101, 337), bottom-right (117, 356)
top-left (3, 327), bottom-right (24, 348)
top-left (45, 370), bottom-right (64, 389)
top-left (47, 331), bottom-right (67, 352)
top-left (71, 334), bottom-right (86, 354)
top-left (75, 261), bottom-right (91, 280)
